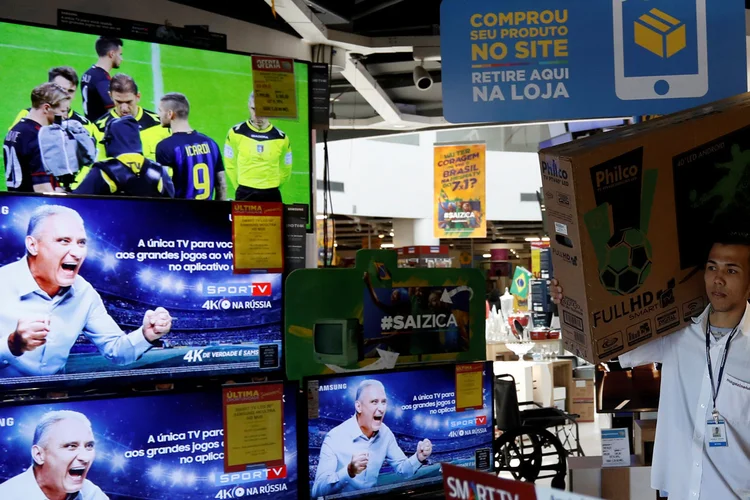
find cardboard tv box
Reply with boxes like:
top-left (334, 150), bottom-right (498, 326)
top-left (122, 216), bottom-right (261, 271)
top-left (539, 93), bottom-right (750, 363)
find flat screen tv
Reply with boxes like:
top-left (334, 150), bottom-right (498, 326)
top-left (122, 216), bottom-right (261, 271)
top-left (304, 362), bottom-right (494, 499)
top-left (0, 383), bottom-right (299, 499)
top-left (0, 192), bottom-right (282, 388)
top-left (0, 18), bottom-right (311, 221)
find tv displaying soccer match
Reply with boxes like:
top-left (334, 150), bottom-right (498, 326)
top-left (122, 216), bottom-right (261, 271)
top-left (0, 20), bottom-right (310, 213)
top-left (0, 192), bottom-right (282, 387)
top-left (305, 363), bottom-right (494, 499)
top-left (0, 385), bottom-right (299, 500)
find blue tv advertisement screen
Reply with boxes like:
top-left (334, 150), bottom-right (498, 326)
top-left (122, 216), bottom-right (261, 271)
top-left (0, 385), bottom-right (299, 499)
top-left (0, 193), bottom-right (282, 387)
top-left (305, 362), bottom-right (494, 499)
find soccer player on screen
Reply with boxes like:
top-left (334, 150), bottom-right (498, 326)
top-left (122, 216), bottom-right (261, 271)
top-left (8, 67), bottom-right (97, 138)
top-left (3, 83), bottom-right (71, 193)
top-left (75, 116), bottom-right (175, 198)
top-left (156, 92), bottom-right (227, 200)
top-left (0, 410), bottom-right (108, 500)
top-left (91, 74), bottom-right (170, 164)
top-left (311, 380), bottom-right (433, 498)
top-left (0, 205), bottom-right (173, 378)
top-left (224, 92), bottom-right (292, 202)
top-left (81, 37), bottom-right (123, 122)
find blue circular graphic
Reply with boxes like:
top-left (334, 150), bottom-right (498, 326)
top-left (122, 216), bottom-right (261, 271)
top-left (654, 80), bottom-right (670, 96)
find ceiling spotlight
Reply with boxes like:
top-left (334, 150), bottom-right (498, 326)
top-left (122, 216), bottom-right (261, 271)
top-left (413, 63), bottom-right (433, 91)
top-left (378, 233), bottom-right (385, 239)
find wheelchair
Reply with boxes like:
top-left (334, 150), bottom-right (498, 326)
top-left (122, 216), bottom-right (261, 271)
top-left (493, 373), bottom-right (585, 489)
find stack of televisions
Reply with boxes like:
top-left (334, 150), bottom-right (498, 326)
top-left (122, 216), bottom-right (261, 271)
top-left (0, 20), bottom-right (496, 500)
top-left (0, 194), bottom-right (496, 500)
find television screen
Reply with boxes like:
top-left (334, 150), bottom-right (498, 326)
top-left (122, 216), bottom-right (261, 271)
top-left (305, 363), bottom-right (494, 499)
top-left (362, 285), bottom-right (472, 356)
top-left (0, 384), bottom-right (299, 499)
top-left (0, 20), bottom-right (311, 216)
top-left (314, 324), bottom-right (344, 355)
top-left (0, 192), bottom-right (282, 387)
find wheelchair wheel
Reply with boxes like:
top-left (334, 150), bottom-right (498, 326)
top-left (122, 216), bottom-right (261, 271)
top-left (493, 426), bottom-right (568, 487)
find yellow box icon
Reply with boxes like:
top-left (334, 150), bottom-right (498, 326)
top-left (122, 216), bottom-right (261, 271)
top-left (634, 8), bottom-right (686, 58)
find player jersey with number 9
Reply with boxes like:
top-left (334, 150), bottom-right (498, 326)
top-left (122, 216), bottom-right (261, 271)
top-left (192, 163), bottom-right (211, 200)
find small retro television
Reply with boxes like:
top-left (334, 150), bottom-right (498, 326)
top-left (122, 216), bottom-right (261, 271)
top-left (312, 318), bottom-right (363, 366)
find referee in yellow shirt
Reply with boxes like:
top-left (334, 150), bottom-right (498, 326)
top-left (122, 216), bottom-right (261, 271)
top-left (224, 92), bottom-right (292, 202)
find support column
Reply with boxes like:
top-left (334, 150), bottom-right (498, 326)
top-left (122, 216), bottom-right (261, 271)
top-left (393, 218), bottom-right (440, 247)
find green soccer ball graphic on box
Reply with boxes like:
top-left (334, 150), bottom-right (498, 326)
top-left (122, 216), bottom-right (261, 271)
top-left (584, 168), bottom-right (658, 296)
top-left (599, 228), bottom-right (653, 295)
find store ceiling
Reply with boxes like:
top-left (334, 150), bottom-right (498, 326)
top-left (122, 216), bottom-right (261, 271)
top-left (172, 1), bottom-right (750, 136)
top-left (330, 216), bottom-right (545, 250)
top-left (172, 0), bottom-right (446, 135)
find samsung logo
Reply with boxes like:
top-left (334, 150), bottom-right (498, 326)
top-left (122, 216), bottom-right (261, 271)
top-left (0, 418), bottom-right (14, 427)
top-left (319, 384), bottom-right (347, 392)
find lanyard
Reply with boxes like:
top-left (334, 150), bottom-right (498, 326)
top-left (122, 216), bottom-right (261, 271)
top-left (705, 322), bottom-right (740, 423)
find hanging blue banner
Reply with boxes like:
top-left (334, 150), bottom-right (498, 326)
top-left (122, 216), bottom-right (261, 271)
top-left (440, 0), bottom-right (747, 123)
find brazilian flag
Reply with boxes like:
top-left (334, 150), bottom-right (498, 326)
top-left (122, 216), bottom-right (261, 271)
top-left (510, 266), bottom-right (532, 299)
top-left (368, 260), bottom-right (392, 286)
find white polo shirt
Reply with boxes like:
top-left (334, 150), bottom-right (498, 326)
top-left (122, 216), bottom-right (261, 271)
top-left (619, 304), bottom-right (750, 500)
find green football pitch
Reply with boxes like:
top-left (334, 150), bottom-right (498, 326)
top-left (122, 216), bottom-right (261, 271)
top-left (0, 22), bottom-right (311, 206)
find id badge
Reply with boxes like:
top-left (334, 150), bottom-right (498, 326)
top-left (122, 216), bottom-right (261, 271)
top-left (707, 420), bottom-right (728, 447)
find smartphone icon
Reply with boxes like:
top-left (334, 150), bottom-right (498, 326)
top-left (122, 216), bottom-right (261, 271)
top-left (613, 0), bottom-right (707, 100)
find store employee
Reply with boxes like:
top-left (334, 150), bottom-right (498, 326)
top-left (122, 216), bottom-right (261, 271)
top-left (0, 204), bottom-right (172, 377)
top-left (551, 229), bottom-right (750, 500)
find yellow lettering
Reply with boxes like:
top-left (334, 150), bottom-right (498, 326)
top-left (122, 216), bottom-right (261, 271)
top-left (555, 39), bottom-right (568, 57)
top-left (478, 10), bottom-right (567, 27)
top-left (537, 39), bottom-right (553, 57)
top-left (498, 12), bottom-right (514, 26)
top-left (471, 31), bottom-right (479, 40)
top-left (185, 143), bottom-right (211, 157)
top-left (490, 42), bottom-right (508, 60)
top-left (515, 41), bottom-right (530, 59)
top-left (472, 43), bottom-right (488, 61)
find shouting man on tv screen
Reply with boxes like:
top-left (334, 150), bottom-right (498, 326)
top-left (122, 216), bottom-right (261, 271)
top-left (0, 410), bottom-right (108, 500)
top-left (311, 379), bottom-right (433, 498)
top-left (0, 204), bottom-right (172, 378)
